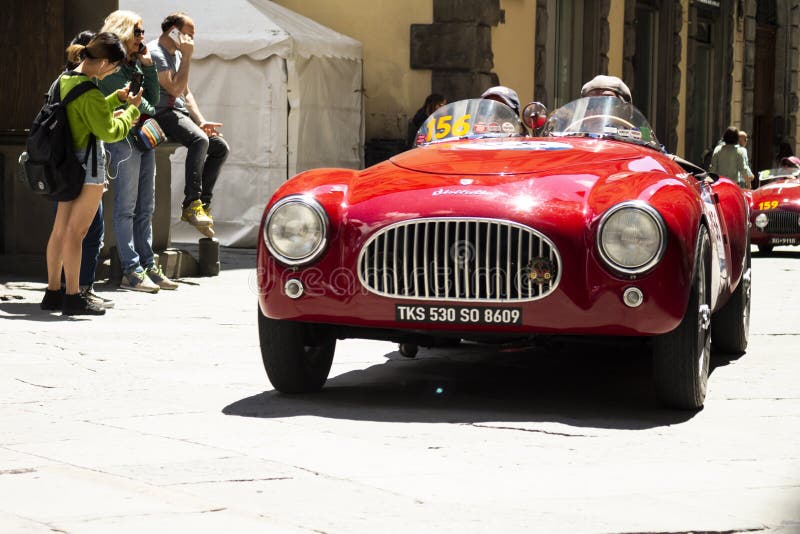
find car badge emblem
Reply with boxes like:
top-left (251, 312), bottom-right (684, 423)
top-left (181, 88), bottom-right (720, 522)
top-left (525, 257), bottom-right (556, 285)
top-left (460, 178), bottom-right (473, 185)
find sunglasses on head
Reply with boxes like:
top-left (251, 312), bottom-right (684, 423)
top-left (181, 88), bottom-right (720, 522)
top-left (133, 28), bottom-right (145, 36)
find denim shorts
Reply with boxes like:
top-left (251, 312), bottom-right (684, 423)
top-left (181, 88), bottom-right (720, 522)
top-left (76, 140), bottom-right (106, 186)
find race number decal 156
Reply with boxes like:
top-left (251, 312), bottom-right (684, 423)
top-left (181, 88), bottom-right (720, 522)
top-left (426, 114), bottom-right (472, 141)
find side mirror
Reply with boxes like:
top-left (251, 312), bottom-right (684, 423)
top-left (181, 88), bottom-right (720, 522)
top-left (522, 102), bottom-right (548, 132)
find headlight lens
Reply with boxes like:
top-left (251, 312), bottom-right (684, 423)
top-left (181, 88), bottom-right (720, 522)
top-left (264, 196), bottom-right (328, 265)
top-left (754, 213), bottom-right (768, 229)
top-left (598, 202), bottom-right (666, 274)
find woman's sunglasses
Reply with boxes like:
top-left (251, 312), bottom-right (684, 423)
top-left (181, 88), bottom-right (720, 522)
top-left (133, 28), bottom-right (145, 37)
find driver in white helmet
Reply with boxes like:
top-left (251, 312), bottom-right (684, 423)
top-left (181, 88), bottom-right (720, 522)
top-left (481, 86), bottom-right (521, 117)
top-left (580, 75), bottom-right (632, 103)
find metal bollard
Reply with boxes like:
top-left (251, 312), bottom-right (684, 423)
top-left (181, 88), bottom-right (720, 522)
top-left (198, 237), bottom-right (220, 276)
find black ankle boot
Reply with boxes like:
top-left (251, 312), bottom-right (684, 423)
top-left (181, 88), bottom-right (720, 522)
top-left (40, 288), bottom-right (64, 311)
top-left (62, 292), bottom-right (105, 316)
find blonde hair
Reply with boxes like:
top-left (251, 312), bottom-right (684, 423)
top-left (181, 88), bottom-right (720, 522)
top-left (101, 10), bottom-right (142, 47)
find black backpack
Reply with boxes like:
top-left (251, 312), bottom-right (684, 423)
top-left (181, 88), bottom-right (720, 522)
top-left (22, 73), bottom-right (99, 202)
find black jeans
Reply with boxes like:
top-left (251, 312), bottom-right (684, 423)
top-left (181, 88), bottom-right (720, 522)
top-left (157, 109), bottom-right (230, 207)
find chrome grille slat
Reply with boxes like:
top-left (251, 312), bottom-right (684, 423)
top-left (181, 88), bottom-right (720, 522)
top-left (358, 218), bottom-right (561, 302)
top-left (763, 210), bottom-right (800, 234)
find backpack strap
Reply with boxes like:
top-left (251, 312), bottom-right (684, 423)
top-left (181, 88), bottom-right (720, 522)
top-left (62, 81), bottom-right (98, 106)
top-left (57, 78), bottom-right (102, 177)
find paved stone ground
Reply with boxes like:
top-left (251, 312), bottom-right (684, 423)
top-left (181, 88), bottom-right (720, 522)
top-left (0, 246), bottom-right (798, 533)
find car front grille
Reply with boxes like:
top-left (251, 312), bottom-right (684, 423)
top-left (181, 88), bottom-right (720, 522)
top-left (357, 218), bottom-right (561, 302)
top-left (762, 210), bottom-right (800, 234)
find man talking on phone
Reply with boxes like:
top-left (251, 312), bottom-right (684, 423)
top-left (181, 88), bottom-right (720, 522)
top-left (148, 12), bottom-right (229, 237)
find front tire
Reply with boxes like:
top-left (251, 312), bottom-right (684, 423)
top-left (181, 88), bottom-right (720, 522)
top-left (257, 307), bottom-right (335, 393)
top-left (653, 227), bottom-right (712, 410)
top-left (711, 245), bottom-right (751, 355)
top-left (757, 244), bottom-right (773, 254)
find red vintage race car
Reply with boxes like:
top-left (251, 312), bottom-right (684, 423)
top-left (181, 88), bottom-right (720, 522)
top-left (256, 96), bottom-right (751, 409)
top-left (750, 167), bottom-right (800, 253)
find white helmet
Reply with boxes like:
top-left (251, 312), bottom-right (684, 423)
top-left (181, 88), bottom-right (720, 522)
top-left (481, 86), bottom-right (521, 116)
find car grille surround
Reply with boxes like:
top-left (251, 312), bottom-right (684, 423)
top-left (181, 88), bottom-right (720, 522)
top-left (357, 218), bottom-right (561, 302)
top-left (760, 210), bottom-right (800, 234)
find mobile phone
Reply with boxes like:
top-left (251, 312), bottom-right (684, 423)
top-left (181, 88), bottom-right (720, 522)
top-left (137, 42), bottom-right (146, 55)
top-left (129, 72), bottom-right (143, 95)
top-left (168, 28), bottom-right (181, 45)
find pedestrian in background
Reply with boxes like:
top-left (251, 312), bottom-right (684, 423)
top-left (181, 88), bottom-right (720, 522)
top-left (737, 130), bottom-right (755, 188)
top-left (99, 10), bottom-right (178, 293)
top-left (53, 30), bottom-right (115, 310)
top-left (149, 12), bottom-right (229, 238)
top-left (709, 127), bottom-right (749, 188)
top-left (408, 93), bottom-right (446, 147)
top-left (41, 33), bottom-right (141, 316)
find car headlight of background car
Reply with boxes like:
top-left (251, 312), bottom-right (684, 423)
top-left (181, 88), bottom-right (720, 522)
top-left (597, 201), bottom-right (667, 275)
top-left (754, 213), bottom-right (769, 229)
top-left (263, 195), bottom-right (328, 266)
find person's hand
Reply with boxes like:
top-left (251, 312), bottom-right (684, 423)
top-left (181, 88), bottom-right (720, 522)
top-left (127, 86), bottom-right (143, 108)
top-left (179, 32), bottom-right (194, 55)
top-left (115, 86), bottom-right (130, 102)
top-left (200, 121), bottom-right (223, 137)
top-left (113, 109), bottom-right (124, 118)
top-left (138, 44), bottom-right (153, 67)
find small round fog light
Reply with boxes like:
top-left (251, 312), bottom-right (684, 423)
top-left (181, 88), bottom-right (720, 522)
top-left (622, 287), bottom-right (644, 308)
top-left (284, 279), bottom-right (304, 299)
top-left (755, 213), bottom-right (769, 229)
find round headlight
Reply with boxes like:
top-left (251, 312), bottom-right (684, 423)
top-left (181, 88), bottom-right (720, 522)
top-left (754, 213), bottom-right (769, 229)
top-left (597, 202), bottom-right (666, 275)
top-left (264, 196), bottom-right (327, 265)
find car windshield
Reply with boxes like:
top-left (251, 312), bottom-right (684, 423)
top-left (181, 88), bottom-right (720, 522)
top-left (542, 96), bottom-right (662, 151)
top-left (414, 98), bottom-right (524, 146)
top-left (757, 167), bottom-right (800, 187)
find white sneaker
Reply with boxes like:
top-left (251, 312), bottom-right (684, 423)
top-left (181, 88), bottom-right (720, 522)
top-left (146, 265), bottom-right (179, 290)
top-left (121, 270), bottom-right (160, 293)
top-left (80, 286), bottom-right (115, 309)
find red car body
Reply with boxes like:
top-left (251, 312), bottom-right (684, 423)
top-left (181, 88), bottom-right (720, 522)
top-left (258, 139), bottom-right (748, 334)
top-left (256, 97), bottom-right (751, 409)
top-left (749, 169), bottom-right (800, 253)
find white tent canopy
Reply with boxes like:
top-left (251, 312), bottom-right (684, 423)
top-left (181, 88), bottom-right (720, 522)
top-left (120, 0), bottom-right (364, 246)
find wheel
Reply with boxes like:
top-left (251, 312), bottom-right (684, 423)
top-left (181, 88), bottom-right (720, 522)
top-left (564, 114), bottom-right (636, 132)
top-left (257, 307), bottom-right (335, 393)
top-left (653, 227), bottom-right (711, 410)
top-left (757, 244), bottom-right (773, 254)
top-left (711, 245), bottom-right (751, 355)
top-left (399, 343), bottom-right (418, 358)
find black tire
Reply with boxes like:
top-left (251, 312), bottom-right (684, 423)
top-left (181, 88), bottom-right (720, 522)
top-left (758, 244), bottom-right (773, 254)
top-left (711, 245), bottom-right (751, 355)
top-left (653, 227), bottom-right (712, 410)
top-left (257, 307), bottom-right (335, 393)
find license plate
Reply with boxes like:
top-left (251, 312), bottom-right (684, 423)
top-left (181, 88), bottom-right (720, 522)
top-left (770, 237), bottom-right (797, 245)
top-left (395, 304), bottom-right (522, 325)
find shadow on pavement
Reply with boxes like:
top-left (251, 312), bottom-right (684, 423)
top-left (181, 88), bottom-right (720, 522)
top-left (0, 301), bottom-right (84, 321)
top-left (222, 339), bottom-right (739, 430)
top-left (752, 249), bottom-right (800, 260)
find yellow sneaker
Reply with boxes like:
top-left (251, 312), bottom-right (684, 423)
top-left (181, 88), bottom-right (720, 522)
top-left (181, 200), bottom-right (212, 227)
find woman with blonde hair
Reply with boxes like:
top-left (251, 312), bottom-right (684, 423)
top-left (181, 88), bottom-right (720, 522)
top-left (99, 10), bottom-right (178, 292)
top-left (40, 32), bottom-right (142, 315)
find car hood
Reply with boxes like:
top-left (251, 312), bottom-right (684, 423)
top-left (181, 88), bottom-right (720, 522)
top-left (389, 137), bottom-right (646, 175)
top-left (345, 138), bottom-right (674, 227)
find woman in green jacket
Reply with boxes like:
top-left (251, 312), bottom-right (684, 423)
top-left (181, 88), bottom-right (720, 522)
top-left (41, 32), bottom-right (142, 315)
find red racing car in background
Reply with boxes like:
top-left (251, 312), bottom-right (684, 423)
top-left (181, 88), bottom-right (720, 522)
top-left (256, 96), bottom-right (751, 410)
top-left (750, 166), bottom-right (800, 253)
